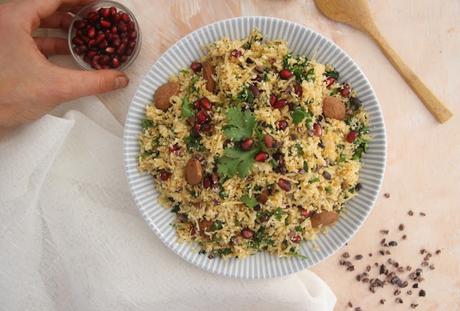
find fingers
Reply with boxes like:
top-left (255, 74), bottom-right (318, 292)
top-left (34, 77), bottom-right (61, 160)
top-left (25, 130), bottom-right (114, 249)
top-left (32, 0), bottom-right (96, 19)
top-left (34, 37), bottom-right (70, 56)
top-left (39, 11), bottom-right (73, 29)
top-left (54, 68), bottom-right (129, 101)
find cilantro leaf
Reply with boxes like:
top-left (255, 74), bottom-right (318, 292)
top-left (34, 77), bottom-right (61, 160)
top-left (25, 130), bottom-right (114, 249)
top-left (273, 207), bottom-right (284, 221)
top-left (291, 107), bottom-right (308, 124)
top-left (325, 70), bottom-right (339, 79)
top-left (223, 107), bottom-right (256, 141)
top-left (184, 135), bottom-right (204, 152)
top-left (142, 119), bottom-right (154, 129)
top-left (217, 146), bottom-right (259, 178)
top-left (181, 97), bottom-right (195, 118)
top-left (236, 86), bottom-right (254, 105)
top-left (241, 195), bottom-right (258, 209)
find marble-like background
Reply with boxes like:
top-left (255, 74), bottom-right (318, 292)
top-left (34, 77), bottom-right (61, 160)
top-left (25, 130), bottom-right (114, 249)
top-left (8, 0), bottom-right (460, 310)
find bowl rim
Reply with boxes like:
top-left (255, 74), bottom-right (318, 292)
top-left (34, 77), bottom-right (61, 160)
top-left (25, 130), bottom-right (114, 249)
top-left (123, 15), bottom-right (387, 279)
top-left (67, 0), bottom-right (142, 71)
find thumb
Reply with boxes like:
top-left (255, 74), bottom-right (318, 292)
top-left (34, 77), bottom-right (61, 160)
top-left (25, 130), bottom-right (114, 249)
top-left (55, 68), bottom-right (129, 101)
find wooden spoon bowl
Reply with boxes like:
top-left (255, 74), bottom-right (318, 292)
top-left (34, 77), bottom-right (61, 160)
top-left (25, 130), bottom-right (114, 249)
top-left (314, 0), bottom-right (452, 123)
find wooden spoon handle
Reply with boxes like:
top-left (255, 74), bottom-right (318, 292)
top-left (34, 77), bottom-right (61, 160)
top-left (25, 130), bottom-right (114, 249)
top-left (367, 28), bottom-right (452, 123)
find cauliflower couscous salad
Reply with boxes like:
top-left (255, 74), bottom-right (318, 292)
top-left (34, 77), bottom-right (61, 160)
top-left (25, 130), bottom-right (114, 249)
top-left (138, 29), bottom-right (370, 259)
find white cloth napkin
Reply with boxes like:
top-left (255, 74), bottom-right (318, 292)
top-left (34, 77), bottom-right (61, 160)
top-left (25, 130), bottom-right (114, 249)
top-left (0, 97), bottom-right (336, 311)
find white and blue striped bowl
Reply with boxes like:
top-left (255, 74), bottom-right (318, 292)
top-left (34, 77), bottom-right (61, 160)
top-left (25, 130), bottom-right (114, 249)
top-left (123, 16), bottom-right (386, 279)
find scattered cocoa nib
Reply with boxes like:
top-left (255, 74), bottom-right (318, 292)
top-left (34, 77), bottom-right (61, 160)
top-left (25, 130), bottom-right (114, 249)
top-left (408, 210), bottom-right (414, 216)
top-left (348, 301), bottom-right (353, 307)
top-left (402, 234), bottom-right (407, 240)
top-left (388, 241), bottom-right (398, 247)
top-left (384, 193), bottom-right (390, 198)
top-left (410, 303), bottom-right (419, 309)
top-left (355, 254), bottom-right (363, 260)
top-left (407, 290), bottom-right (412, 295)
top-left (419, 212), bottom-right (426, 216)
top-left (380, 229), bottom-right (389, 235)
top-left (394, 289), bottom-right (401, 295)
top-left (395, 297), bottom-right (403, 304)
top-left (435, 249), bottom-right (441, 255)
top-left (379, 298), bottom-right (385, 304)
top-left (398, 224), bottom-right (404, 231)
top-left (354, 307), bottom-right (362, 311)
top-left (342, 252), bottom-right (350, 258)
top-left (429, 264), bottom-right (435, 270)
top-left (368, 253), bottom-right (373, 257)
top-left (419, 289), bottom-right (426, 297)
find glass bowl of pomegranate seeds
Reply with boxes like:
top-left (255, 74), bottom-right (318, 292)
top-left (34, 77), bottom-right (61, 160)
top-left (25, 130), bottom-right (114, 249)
top-left (68, 0), bottom-right (141, 71)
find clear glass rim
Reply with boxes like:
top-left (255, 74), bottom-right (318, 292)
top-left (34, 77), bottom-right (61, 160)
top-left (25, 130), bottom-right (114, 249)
top-left (67, 0), bottom-right (142, 71)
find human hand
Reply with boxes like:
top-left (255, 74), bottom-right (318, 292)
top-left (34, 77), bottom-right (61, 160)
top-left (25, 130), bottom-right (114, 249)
top-left (0, 0), bottom-right (129, 132)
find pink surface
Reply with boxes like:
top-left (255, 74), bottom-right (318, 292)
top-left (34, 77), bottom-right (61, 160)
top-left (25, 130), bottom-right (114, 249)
top-left (96, 1), bottom-right (459, 309)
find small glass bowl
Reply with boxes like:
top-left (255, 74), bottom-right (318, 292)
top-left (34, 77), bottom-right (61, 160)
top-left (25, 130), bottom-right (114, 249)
top-left (68, 0), bottom-right (141, 71)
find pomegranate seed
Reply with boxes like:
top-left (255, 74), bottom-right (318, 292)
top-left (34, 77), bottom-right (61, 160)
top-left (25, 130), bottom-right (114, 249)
top-left (279, 69), bottom-right (293, 80)
top-left (277, 120), bottom-right (288, 130)
top-left (263, 134), bottom-right (274, 148)
top-left (126, 48), bottom-right (134, 56)
top-left (230, 49), bottom-right (242, 58)
top-left (111, 26), bottom-right (118, 34)
top-left (111, 57), bottom-right (120, 68)
top-left (159, 170), bottom-right (172, 181)
top-left (109, 7), bottom-right (117, 17)
top-left (291, 234), bottom-right (301, 243)
top-left (326, 77), bottom-right (336, 88)
top-left (72, 37), bottom-right (84, 46)
top-left (313, 123), bottom-right (322, 136)
top-left (249, 84), bottom-right (260, 97)
top-left (74, 20), bottom-right (86, 29)
top-left (86, 11), bottom-right (99, 21)
top-left (193, 99), bottom-right (202, 110)
top-left (240, 138), bottom-right (254, 151)
top-left (127, 21), bottom-right (135, 31)
top-left (202, 175), bottom-right (212, 189)
top-left (254, 152), bottom-right (269, 162)
top-left (100, 20), bottom-right (111, 28)
top-left (116, 43), bottom-right (126, 55)
top-left (299, 208), bottom-right (311, 218)
top-left (95, 33), bottom-right (105, 43)
top-left (98, 40), bottom-right (108, 49)
top-left (273, 99), bottom-right (288, 109)
top-left (121, 13), bottom-right (130, 22)
top-left (196, 111), bottom-right (208, 124)
top-left (118, 21), bottom-right (128, 32)
top-left (128, 40), bottom-right (136, 48)
top-left (86, 50), bottom-right (97, 60)
top-left (169, 143), bottom-right (181, 154)
top-left (99, 55), bottom-right (110, 65)
top-left (278, 178), bottom-right (291, 192)
top-left (120, 55), bottom-right (128, 62)
top-left (346, 130), bottom-right (358, 143)
top-left (105, 46), bottom-right (115, 54)
top-left (74, 46), bottom-right (87, 55)
top-left (294, 83), bottom-right (303, 97)
top-left (341, 84), bottom-right (351, 97)
top-left (269, 94), bottom-right (277, 106)
top-left (88, 39), bottom-right (96, 47)
top-left (113, 12), bottom-right (122, 23)
top-left (193, 124), bottom-right (201, 134)
top-left (98, 7), bottom-right (110, 18)
top-left (87, 26), bottom-right (96, 38)
top-left (241, 228), bottom-right (254, 239)
top-left (200, 98), bottom-right (212, 110)
top-left (112, 38), bottom-right (121, 47)
top-left (129, 30), bottom-right (137, 40)
top-left (190, 61), bottom-right (202, 73)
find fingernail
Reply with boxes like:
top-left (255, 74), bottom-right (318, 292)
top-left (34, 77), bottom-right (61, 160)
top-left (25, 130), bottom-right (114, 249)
top-left (114, 75), bottom-right (129, 89)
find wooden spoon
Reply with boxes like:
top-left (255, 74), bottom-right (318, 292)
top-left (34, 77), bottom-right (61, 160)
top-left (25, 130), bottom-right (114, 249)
top-left (314, 0), bottom-right (452, 123)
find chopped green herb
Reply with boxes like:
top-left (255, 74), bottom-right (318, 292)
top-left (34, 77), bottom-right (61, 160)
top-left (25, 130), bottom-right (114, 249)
top-left (241, 195), bottom-right (258, 209)
top-left (305, 111), bottom-right (314, 130)
top-left (171, 204), bottom-right (180, 213)
top-left (325, 70), bottom-right (339, 79)
top-left (338, 153), bottom-right (347, 163)
top-left (142, 119), bottom-right (154, 130)
top-left (223, 107), bottom-right (256, 141)
top-left (184, 135), bottom-right (204, 152)
top-left (212, 220), bottom-right (224, 231)
top-left (295, 225), bottom-right (303, 232)
top-left (189, 75), bottom-right (199, 93)
top-left (219, 190), bottom-right (228, 198)
top-left (181, 97), bottom-right (195, 118)
top-left (273, 207), bottom-right (284, 221)
top-left (325, 186), bottom-right (333, 194)
top-left (217, 146), bottom-right (260, 178)
top-left (303, 161), bottom-right (309, 172)
top-left (295, 144), bottom-right (304, 156)
top-left (309, 177), bottom-right (320, 184)
top-left (236, 86), bottom-right (254, 105)
top-left (291, 107), bottom-right (308, 124)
